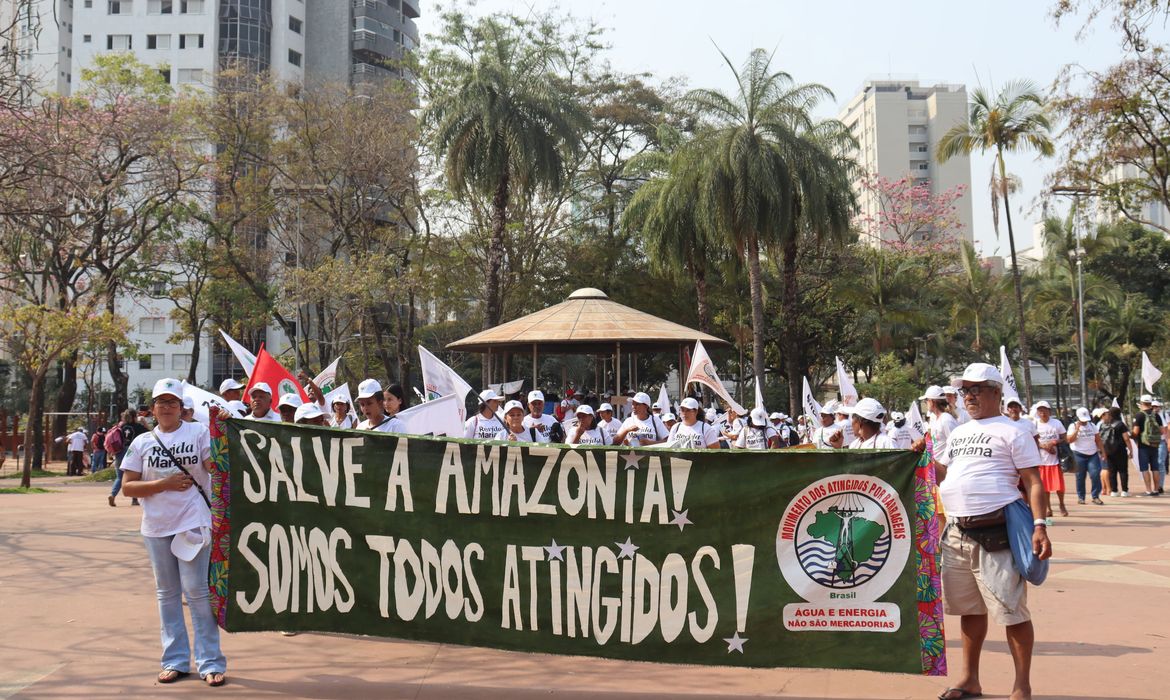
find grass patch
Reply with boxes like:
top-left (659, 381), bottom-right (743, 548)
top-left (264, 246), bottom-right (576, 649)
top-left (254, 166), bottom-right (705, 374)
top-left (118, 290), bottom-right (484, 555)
top-left (0, 468), bottom-right (64, 479)
top-left (0, 487), bottom-right (55, 494)
top-left (78, 468), bottom-right (118, 483)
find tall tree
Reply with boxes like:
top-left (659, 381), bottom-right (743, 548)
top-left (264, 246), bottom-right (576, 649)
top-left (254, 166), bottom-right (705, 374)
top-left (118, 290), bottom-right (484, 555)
top-left (938, 80), bottom-right (1054, 405)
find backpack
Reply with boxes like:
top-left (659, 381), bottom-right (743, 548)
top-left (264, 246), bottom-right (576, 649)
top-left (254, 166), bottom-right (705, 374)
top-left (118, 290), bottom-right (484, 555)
top-left (91, 430), bottom-right (105, 452)
top-left (1101, 422), bottom-right (1126, 455)
top-left (1140, 412), bottom-right (1163, 448)
top-left (104, 424), bottom-right (125, 454)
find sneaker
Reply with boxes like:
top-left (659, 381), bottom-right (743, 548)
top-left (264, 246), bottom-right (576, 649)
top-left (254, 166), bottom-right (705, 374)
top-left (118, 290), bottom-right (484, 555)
top-left (1153, 491), bottom-right (1161, 497)
top-left (280, 631), bottom-right (299, 637)
top-left (1110, 491), bottom-right (1120, 497)
top-left (108, 495), bottom-right (116, 507)
top-left (1077, 499), bottom-right (1086, 505)
top-left (1092, 498), bottom-right (1105, 505)
top-left (1121, 491), bottom-right (1130, 497)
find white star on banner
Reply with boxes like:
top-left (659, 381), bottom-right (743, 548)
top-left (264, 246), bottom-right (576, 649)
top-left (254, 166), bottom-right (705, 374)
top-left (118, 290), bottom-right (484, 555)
top-left (621, 452), bottom-right (643, 470)
top-left (668, 509), bottom-right (692, 531)
top-left (544, 539), bottom-right (566, 561)
top-left (723, 631), bottom-right (748, 654)
top-left (615, 536), bottom-right (639, 559)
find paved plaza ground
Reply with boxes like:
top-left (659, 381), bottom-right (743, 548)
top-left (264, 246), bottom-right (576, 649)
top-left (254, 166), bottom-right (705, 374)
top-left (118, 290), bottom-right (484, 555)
top-left (1, 466), bottom-right (1167, 699)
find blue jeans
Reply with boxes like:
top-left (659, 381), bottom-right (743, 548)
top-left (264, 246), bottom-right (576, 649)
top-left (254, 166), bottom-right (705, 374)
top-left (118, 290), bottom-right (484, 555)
top-left (91, 450), bottom-right (106, 473)
top-left (1073, 451), bottom-right (1103, 501)
top-left (110, 450), bottom-right (127, 497)
top-left (1159, 441), bottom-right (1168, 475)
top-left (142, 535), bottom-right (226, 676)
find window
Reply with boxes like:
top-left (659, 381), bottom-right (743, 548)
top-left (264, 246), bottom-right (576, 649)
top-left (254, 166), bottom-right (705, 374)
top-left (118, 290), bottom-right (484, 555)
top-left (147, 0), bottom-right (173, 13)
top-left (146, 34), bottom-right (170, 49)
top-left (138, 317), bottom-right (166, 334)
top-left (107, 34), bottom-right (132, 50)
top-left (288, 16), bottom-right (302, 34)
top-left (179, 0), bottom-right (202, 13)
top-left (172, 354), bottom-right (192, 371)
top-left (157, 67), bottom-right (171, 83)
top-left (288, 49), bottom-right (301, 67)
top-left (84, 0), bottom-right (91, 7)
top-left (179, 33), bottom-right (203, 49)
top-left (138, 354), bottom-right (163, 370)
top-left (107, 0), bottom-right (130, 14)
top-left (82, 34), bottom-right (91, 42)
top-left (177, 68), bottom-right (203, 83)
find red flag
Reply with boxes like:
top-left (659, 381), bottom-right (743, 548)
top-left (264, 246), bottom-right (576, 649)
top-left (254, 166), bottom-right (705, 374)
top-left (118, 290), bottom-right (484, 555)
top-left (243, 346), bottom-right (308, 403)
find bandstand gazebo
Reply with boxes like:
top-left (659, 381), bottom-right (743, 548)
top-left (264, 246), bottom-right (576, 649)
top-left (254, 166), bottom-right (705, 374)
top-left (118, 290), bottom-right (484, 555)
top-left (446, 288), bottom-right (730, 398)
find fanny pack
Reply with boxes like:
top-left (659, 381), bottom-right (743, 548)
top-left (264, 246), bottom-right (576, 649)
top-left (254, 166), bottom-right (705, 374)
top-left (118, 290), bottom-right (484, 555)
top-left (956, 506), bottom-right (1010, 552)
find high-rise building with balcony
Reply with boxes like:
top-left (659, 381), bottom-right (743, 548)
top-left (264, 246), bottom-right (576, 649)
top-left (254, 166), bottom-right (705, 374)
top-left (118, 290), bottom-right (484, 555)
top-left (837, 78), bottom-right (975, 247)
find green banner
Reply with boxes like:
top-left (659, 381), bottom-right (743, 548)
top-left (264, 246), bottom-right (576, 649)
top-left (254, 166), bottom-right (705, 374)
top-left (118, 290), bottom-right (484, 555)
top-left (211, 419), bottom-right (942, 674)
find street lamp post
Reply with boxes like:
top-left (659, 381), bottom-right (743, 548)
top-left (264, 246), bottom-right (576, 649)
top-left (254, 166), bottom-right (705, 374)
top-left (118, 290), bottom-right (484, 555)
top-left (1051, 185), bottom-right (1097, 408)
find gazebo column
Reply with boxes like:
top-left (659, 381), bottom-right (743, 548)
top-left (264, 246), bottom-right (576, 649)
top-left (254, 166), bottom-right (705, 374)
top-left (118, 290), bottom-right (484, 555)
top-left (532, 343), bottom-right (538, 391)
top-left (615, 342), bottom-right (622, 397)
top-left (485, 347), bottom-right (492, 387)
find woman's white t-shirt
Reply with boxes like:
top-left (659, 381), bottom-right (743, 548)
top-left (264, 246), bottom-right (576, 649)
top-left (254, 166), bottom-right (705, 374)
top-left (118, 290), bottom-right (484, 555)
top-left (1068, 421), bottom-right (1100, 456)
top-left (566, 427), bottom-right (607, 445)
top-left (668, 421), bottom-right (720, 449)
top-left (465, 413), bottom-right (505, 440)
top-left (495, 427), bottom-right (535, 443)
top-left (848, 433), bottom-right (896, 449)
top-left (619, 414), bottom-right (667, 446)
top-left (357, 416), bottom-right (405, 433)
top-left (119, 421), bottom-right (212, 538)
top-left (1034, 418), bottom-right (1065, 466)
top-left (735, 425), bottom-right (779, 450)
top-left (331, 414), bottom-right (355, 429)
top-left (928, 411), bottom-right (958, 456)
top-left (811, 424), bottom-right (838, 449)
top-left (599, 417), bottom-right (622, 443)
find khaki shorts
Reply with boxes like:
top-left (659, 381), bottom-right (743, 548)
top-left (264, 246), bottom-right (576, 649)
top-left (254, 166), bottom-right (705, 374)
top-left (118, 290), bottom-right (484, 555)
top-left (941, 520), bottom-right (1030, 626)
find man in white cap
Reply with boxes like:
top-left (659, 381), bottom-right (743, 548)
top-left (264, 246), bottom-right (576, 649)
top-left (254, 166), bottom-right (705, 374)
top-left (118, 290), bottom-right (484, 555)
top-left (841, 398), bottom-right (895, 449)
top-left (770, 412), bottom-right (794, 447)
top-left (567, 405), bottom-right (607, 445)
top-left (596, 403), bottom-right (622, 444)
top-left (667, 397), bottom-right (721, 449)
top-left (522, 390), bottom-right (561, 443)
top-left (496, 400), bottom-right (534, 442)
top-left (55, 425), bottom-right (88, 476)
top-left (811, 401), bottom-right (840, 449)
top-left (276, 393), bottom-right (303, 423)
top-left (735, 407), bottom-right (781, 449)
top-left (180, 396), bottom-right (196, 423)
top-left (355, 379), bottom-right (404, 433)
top-left (1131, 394), bottom-right (1163, 496)
top-left (219, 378), bottom-right (245, 403)
top-left (294, 402), bottom-right (329, 426)
top-left (886, 411), bottom-right (913, 450)
top-left (614, 391), bottom-right (668, 447)
top-left (244, 383), bottom-right (280, 422)
top-left (932, 363), bottom-right (1050, 700)
top-left (833, 403), bottom-right (856, 446)
top-left (1033, 400), bottom-right (1068, 518)
top-left (943, 385), bottom-right (972, 424)
top-left (465, 389), bottom-right (505, 440)
top-left (1067, 406), bottom-right (1106, 505)
top-left (918, 385), bottom-right (957, 458)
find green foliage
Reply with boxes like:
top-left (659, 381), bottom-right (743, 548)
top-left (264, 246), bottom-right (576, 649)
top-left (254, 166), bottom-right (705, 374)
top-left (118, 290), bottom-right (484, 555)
top-left (859, 354), bottom-right (920, 415)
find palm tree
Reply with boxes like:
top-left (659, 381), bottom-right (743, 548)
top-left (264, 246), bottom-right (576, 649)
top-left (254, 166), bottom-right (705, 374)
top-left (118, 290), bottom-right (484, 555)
top-left (429, 27), bottom-right (589, 329)
top-left (685, 48), bottom-right (854, 399)
top-left (947, 241), bottom-right (1011, 353)
top-left (937, 80), bottom-right (1054, 405)
top-left (841, 249), bottom-right (933, 355)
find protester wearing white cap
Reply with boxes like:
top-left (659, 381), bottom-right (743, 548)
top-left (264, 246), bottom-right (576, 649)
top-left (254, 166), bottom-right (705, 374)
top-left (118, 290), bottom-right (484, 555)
top-left (832, 403), bottom-right (856, 447)
top-left (1132, 394), bottom-right (1163, 496)
top-left (596, 403), bottom-right (622, 444)
top-left (1154, 399), bottom-right (1168, 494)
top-left (180, 396), bottom-right (196, 423)
top-left (1030, 400), bottom-right (1068, 517)
top-left (519, 390), bottom-right (561, 443)
top-left (918, 385), bottom-right (957, 458)
top-left (276, 393), bottom-right (303, 423)
top-left (718, 405), bottom-right (745, 445)
top-left (566, 405), bottom-right (607, 445)
top-left (355, 379), bottom-right (405, 433)
top-left (465, 389), bottom-right (505, 440)
top-left (244, 382), bottom-right (280, 422)
top-left (886, 411), bottom-right (913, 450)
top-left (664, 397), bottom-right (719, 449)
top-left (330, 395), bottom-right (355, 429)
top-left (495, 400), bottom-right (534, 442)
top-left (661, 412), bottom-right (678, 429)
top-left (942, 385), bottom-right (972, 425)
top-left (735, 407), bottom-right (781, 450)
top-left (613, 391), bottom-right (668, 447)
top-left (219, 378), bottom-right (245, 403)
top-left (810, 400), bottom-right (840, 450)
top-left (932, 362), bottom-right (1049, 700)
top-left (839, 399), bottom-right (895, 449)
top-left (294, 402), bottom-right (328, 426)
top-left (1066, 406), bottom-right (1105, 505)
top-left (119, 378), bottom-right (226, 687)
top-left (1002, 396), bottom-right (1038, 440)
top-left (769, 411), bottom-right (795, 446)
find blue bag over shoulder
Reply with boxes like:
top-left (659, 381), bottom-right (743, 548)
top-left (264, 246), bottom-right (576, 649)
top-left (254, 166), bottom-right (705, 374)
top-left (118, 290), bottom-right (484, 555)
top-left (1005, 498), bottom-right (1049, 585)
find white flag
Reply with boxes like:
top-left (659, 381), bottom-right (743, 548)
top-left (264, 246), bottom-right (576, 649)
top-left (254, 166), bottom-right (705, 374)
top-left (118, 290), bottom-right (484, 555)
top-left (684, 340), bottom-right (746, 414)
top-left (999, 345), bottom-right (1020, 402)
top-left (324, 383), bottom-right (354, 418)
top-left (1142, 351), bottom-right (1162, 393)
top-left (419, 345), bottom-right (474, 422)
top-left (219, 329), bottom-right (257, 376)
top-left (1112, 396), bottom-right (1119, 409)
top-left (836, 356), bottom-right (858, 406)
top-left (394, 393), bottom-right (463, 437)
top-left (489, 380), bottom-right (525, 397)
top-left (801, 376), bottom-right (822, 419)
top-left (313, 357), bottom-right (341, 393)
top-left (181, 382), bottom-right (232, 426)
top-left (656, 385), bottom-right (671, 414)
top-left (905, 401), bottom-right (926, 441)
top-left (754, 377), bottom-right (766, 413)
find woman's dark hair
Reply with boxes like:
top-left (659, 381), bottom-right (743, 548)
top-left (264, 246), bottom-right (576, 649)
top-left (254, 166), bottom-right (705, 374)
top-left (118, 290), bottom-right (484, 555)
top-left (387, 383), bottom-right (410, 409)
top-left (1108, 407), bottom-right (1122, 422)
top-left (858, 416), bottom-right (884, 434)
top-left (122, 408), bottom-right (137, 423)
top-left (931, 399), bottom-right (949, 412)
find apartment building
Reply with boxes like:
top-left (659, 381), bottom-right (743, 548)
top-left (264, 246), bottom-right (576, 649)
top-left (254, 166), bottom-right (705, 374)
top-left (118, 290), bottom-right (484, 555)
top-left (838, 78), bottom-right (975, 247)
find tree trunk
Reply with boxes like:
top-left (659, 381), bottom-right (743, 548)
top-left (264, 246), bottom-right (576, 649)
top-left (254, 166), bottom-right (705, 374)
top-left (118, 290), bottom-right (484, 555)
top-left (187, 323), bottom-right (201, 385)
top-left (687, 252), bottom-right (711, 334)
top-left (780, 232), bottom-right (802, 418)
top-left (21, 371), bottom-right (45, 488)
top-left (746, 234), bottom-right (767, 395)
top-left (52, 353), bottom-right (77, 458)
top-left (483, 173), bottom-right (510, 330)
top-left (103, 289), bottom-right (128, 411)
top-left (1000, 154), bottom-right (1033, 406)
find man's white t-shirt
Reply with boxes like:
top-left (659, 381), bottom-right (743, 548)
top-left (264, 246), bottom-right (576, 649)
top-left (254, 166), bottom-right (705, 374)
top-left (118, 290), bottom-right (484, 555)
top-left (849, 433), bottom-right (896, 449)
top-left (619, 414), bottom-right (668, 446)
top-left (936, 415), bottom-right (1042, 517)
top-left (735, 425), bottom-right (779, 450)
top-left (65, 430), bottom-right (86, 452)
top-left (522, 413), bottom-right (560, 444)
top-left (928, 411), bottom-right (958, 456)
top-left (1034, 418), bottom-right (1065, 466)
top-left (1068, 421), bottom-right (1100, 456)
top-left (119, 422), bottom-right (212, 538)
top-left (566, 427), bottom-right (607, 446)
top-left (668, 421), bottom-right (720, 449)
top-left (245, 410), bottom-right (281, 422)
top-left (357, 416), bottom-right (405, 433)
top-left (811, 424), bottom-right (838, 450)
top-left (886, 424), bottom-right (913, 450)
top-left (465, 413), bottom-right (505, 440)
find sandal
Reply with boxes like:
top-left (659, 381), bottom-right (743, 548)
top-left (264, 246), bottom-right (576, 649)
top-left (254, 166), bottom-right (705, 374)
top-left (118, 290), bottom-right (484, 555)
top-left (938, 688), bottom-right (982, 700)
top-left (157, 669), bottom-right (188, 684)
top-left (203, 672), bottom-right (226, 687)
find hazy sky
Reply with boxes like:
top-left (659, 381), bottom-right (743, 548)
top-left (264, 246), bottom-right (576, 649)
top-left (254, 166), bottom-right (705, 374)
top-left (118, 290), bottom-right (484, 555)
top-left (416, 1), bottom-right (1149, 256)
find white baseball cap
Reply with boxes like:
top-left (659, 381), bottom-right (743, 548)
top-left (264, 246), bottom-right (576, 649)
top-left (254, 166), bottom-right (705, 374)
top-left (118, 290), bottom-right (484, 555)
top-left (152, 378), bottom-right (184, 401)
top-left (575, 404), bottom-right (595, 416)
top-left (1154, 399), bottom-right (1164, 408)
top-left (704, 407), bottom-right (717, 421)
top-left (1033, 400), bottom-right (1052, 411)
top-left (889, 411), bottom-right (905, 422)
top-left (294, 403), bottom-right (325, 422)
top-left (248, 382), bottom-right (272, 397)
top-left (820, 399), bottom-right (837, 415)
top-left (527, 390), bottom-right (545, 403)
top-left (170, 527), bottom-right (209, 562)
top-left (680, 397), bottom-right (701, 411)
top-left (842, 397), bottom-right (887, 423)
top-left (662, 412), bottom-right (676, 422)
top-left (331, 395), bottom-right (351, 407)
top-left (1076, 406), bottom-right (1092, 422)
top-left (356, 378), bottom-right (382, 400)
top-left (749, 407), bottom-right (769, 427)
top-left (1139, 394), bottom-right (1155, 404)
top-left (503, 399), bottom-right (525, 414)
top-left (918, 385), bottom-right (946, 401)
top-left (1003, 396), bottom-right (1024, 408)
top-left (479, 389), bottom-right (501, 403)
top-left (941, 385), bottom-right (958, 395)
top-left (631, 391), bottom-right (653, 406)
top-left (181, 396), bottom-right (194, 410)
top-left (219, 378), bottom-right (245, 393)
top-left (278, 393), bottom-right (303, 409)
top-left (958, 362), bottom-right (1004, 386)
top-left (598, 402), bottom-right (614, 413)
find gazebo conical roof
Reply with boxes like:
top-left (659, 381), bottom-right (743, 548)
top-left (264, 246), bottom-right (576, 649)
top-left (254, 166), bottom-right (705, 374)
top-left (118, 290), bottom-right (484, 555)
top-left (446, 288), bottom-right (729, 354)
